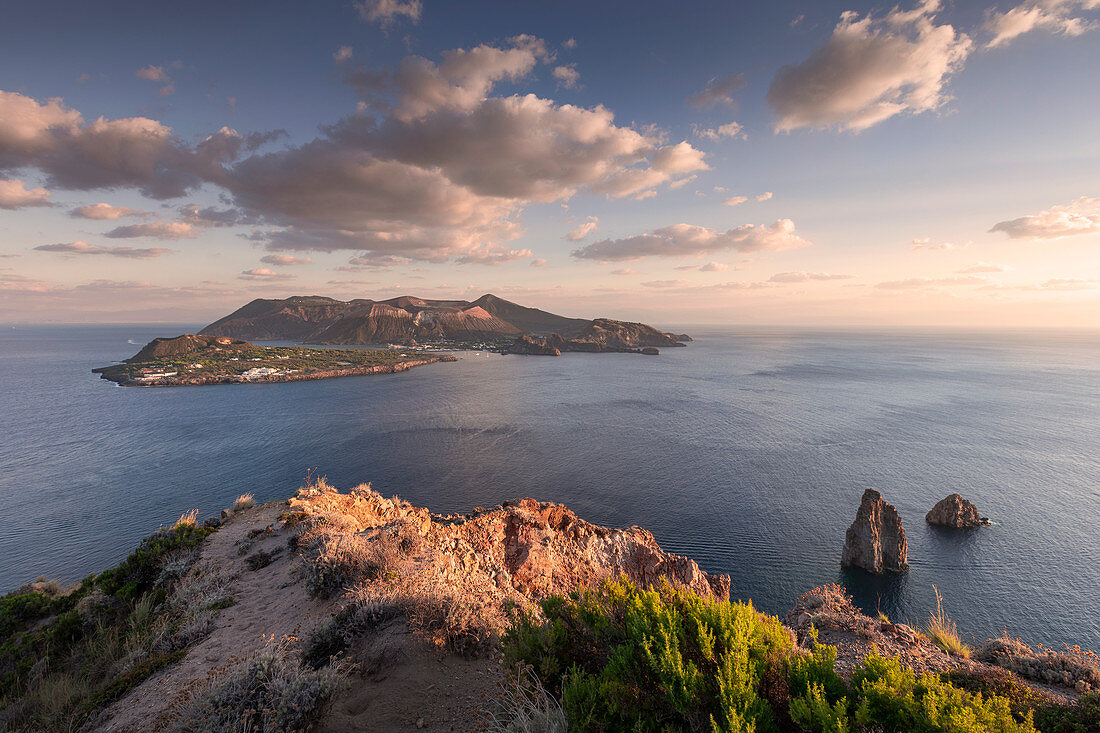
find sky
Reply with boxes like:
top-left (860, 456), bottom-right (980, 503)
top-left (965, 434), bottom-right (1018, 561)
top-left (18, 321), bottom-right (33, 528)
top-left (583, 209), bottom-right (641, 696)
top-left (1, 0), bottom-right (1098, 327)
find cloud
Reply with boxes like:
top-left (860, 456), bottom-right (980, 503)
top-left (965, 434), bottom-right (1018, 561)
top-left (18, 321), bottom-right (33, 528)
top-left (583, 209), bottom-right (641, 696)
top-left (756, 191), bottom-right (773, 201)
top-left (688, 73), bottom-right (746, 108)
top-left (0, 178), bottom-right (51, 209)
top-left (768, 271), bottom-right (853, 282)
top-left (989, 196), bottom-right (1100, 240)
top-left (179, 204), bottom-right (239, 227)
top-left (552, 65), bottom-right (580, 89)
top-left (530, 258), bottom-right (548, 267)
top-left (984, 0), bottom-right (1100, 48)
top-left (611, 268), bottom-right (636, 276)
top-left (911, 238), bottom-right (960, 250)
top-left (876, 275), bottom-right (990, 289)
top-left (572, 220), bottom-right (810, 261)
top-left (34, 240), bottom-right (171, 258)
top-left (694, 122), bottom-right (746, 141)
top-left (562, 38), bottom-right (578, 50)
top-left (354, 0), bottom-right (422, 26)
top-left (334, 46), bottom-right (353, 63)
top-left (767, 0), bottom-right (972, 132)
top-left (0, 90), bottom-right (242, 198)
top-left (641, 279), bottom-right (692, 288)
top-left (239, 267), bottom-right (295, 281)
top-left (454, 247), bottom-right (533, 265)
top-left (69, 203), bottom-right (145, 219)
top-left (957, 262), bottom-right (1008, 273)
top-left (135, 65), bottom-right (169, 82)
top-left (676, 261), bottom-right (731, 272)
top-left (104, 221), bottom-right (198, 239)
top-left (1038, 278), bottom-right (1099, 290)
top-left (723, 196), bottom-right (748, 206)
top-left (565, 216), bottom-right (599, 241)
top-left (260, 254), bottom-right (312, 266)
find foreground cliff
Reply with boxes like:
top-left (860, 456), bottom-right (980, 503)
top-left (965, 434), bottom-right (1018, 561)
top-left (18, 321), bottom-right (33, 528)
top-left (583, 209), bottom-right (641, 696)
top-left (3, 480), bottom-right (1096, 732)
top-left (199, 293), bottom-right (690, 349)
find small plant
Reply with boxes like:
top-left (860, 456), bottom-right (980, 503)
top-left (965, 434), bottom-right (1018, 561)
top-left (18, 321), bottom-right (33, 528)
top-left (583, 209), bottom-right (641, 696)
top-left (231, 493), bottom-right (255, 512)
top-left (173, 509), bottom-right (199, 530)
top-left (178, 637), bottom-right (348, 732)
top-left (488, 664), bottom-right (569, 733)
top-left (924, 585), bottom-right (970, 658)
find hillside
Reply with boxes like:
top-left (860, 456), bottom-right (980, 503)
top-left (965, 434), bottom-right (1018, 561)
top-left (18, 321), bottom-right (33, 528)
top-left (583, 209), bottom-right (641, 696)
top-left (199, 294), bottom-right (688, 348)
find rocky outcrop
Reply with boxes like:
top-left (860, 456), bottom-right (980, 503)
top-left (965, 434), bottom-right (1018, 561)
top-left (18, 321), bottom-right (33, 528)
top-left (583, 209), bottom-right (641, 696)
top-left (926, 494), bottom-right (989, 528)
top-left (641, 347), bottom-right (660, 355)
top-left (503, 335), bottom-right (561, 356)
top-left (288, 484), bottom-right (731, 606)
top-left (126, 334), bottom-right (254, 362)
top-left (841, 489), bottom-right (909, 573)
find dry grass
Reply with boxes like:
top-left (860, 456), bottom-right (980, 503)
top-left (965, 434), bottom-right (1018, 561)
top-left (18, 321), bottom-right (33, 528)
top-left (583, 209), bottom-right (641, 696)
top-left (977, 634), bottom-right (1100, 692)
top-left (172, 509), bottom-right (199, 530)
top-left (231, 493), bottom-right (255, 512)
top-left (487, 664), bottom-right (568, 733)
top-left (924, 585), bottom-right (970, 658)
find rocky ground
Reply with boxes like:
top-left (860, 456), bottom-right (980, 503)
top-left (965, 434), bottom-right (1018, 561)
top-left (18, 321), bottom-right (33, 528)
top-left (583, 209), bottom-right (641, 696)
top-left (91, 483), bottom-right (1091, 731)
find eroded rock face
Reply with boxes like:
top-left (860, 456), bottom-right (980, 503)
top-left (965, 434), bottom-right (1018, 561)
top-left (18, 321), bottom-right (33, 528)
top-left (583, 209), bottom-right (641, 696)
top-left (926, 494), bottom-right (988, 528)
top-left (841, 489), bottom-right (909, 573)
top-left (288, 484), bottom-right (730, 608)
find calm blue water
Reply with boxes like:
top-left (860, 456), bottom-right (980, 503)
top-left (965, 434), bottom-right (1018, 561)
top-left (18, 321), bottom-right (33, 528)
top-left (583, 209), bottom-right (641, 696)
top-left (1, 325), bottom-right (1098, 650)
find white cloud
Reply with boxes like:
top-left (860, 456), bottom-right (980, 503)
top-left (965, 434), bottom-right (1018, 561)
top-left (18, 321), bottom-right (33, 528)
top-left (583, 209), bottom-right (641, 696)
top-left (104, 221), bottom-right (198, 240)
top-left (642, 279), bottom-right (692, 288)
top-left (694, 122), bottom-right (746, 141)
top-left (611, 268), bottom-right (636, 275)
top-left (530, 258), bottom-right (548, 267)
top-left (70, 203), bottom-right (144, 219)
top-left (562, 38), bottom-right (578, 50)
top-left (34, 240), bottom-right (171, 258)
top-left (756, 191), bottom-right (773, 201)
top-left (334, 46), bottom-right (354, 63)
top-left (984, 0), bottom-right (1100, 48)
top-left (239, 267), bottom-right (295, 281)
top-left (768, 271), bottom-right (853, 282)
top-left (552, 65), bottom-right (580, 89)
top-left (723, 196), bottom-right (748, 207)
top-left (767, 0), bottom-right (972, 132)
top-left (260, 254), bottom-right (312, 266)
top-left (989, 196), bottom-right (1100, 239)
top-left (354, 0), bottom-right (421, 26)
top-left (0, 178), bottom-right (51, 209)
top-left (1039, 278), bottom-right (1099, 290)
top-left (676, 261), bottom-right (731, 272)
top-left (912, 238), bottom-right (960, 250)
top-left (688, 73), bottom-right (746, 108)
top-left (565, 216), bottom-right (599, 241)
top-left (572, 220), bottom-right (810, 261)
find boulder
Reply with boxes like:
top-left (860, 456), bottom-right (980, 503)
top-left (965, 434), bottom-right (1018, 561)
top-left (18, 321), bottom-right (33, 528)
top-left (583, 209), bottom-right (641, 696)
top-left (926, 493), bottom-right (988, 528)
top-left (841, 489), bottom-right (909, 573)
top-left (640, 347), bottom-right (660, 355)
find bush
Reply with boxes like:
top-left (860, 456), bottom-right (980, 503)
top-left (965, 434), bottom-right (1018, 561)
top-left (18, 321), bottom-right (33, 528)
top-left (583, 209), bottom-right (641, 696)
top-left (179, 639), bottom-right (348, 732)
top-left (504, 577), bottom-right (793, 732)
top-left (232, 493), bottom-right (255, 512)
top-left (851, 651), bottom-right (1036, 732)
top-left (1033, 692), bottom-right (1100, 733)
top-left (488, 665), bottom-right (569, 733)
top-left (976, 636), bottom-right (1100, 693)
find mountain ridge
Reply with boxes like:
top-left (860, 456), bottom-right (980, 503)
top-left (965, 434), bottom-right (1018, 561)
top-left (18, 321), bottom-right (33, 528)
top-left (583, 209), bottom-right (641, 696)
top-left (199, 293), bottom-right (689, 349)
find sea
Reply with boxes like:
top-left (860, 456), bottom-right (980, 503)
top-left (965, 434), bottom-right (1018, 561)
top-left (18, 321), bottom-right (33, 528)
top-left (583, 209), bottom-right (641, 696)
top-left (1, 324), bottom-right (1098, 651)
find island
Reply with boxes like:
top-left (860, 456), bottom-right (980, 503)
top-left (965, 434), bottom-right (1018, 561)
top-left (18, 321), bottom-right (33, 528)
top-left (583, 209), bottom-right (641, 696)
top-left (92, 333), bottom-right (455, 387)
top-left (198, 293), bottom-right (691, 353)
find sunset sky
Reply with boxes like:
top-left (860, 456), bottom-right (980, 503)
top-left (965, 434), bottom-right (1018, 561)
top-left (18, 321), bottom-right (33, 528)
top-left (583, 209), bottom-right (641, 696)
top-left (1, 0), bottom-right (1098, 326)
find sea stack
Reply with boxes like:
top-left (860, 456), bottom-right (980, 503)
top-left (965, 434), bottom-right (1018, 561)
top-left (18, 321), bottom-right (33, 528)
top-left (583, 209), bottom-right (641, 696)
top-left (926, 493), bottom-right (989, 528)
top-left (841, 489), bottom-right (909, 573)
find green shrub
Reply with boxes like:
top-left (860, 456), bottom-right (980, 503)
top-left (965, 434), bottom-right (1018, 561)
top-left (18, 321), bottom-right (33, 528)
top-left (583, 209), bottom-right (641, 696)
top-left (852, 652), bottom-right (1036, 732)
top-left (504, 577), bottom-right (793, 732)
top-left (789, 682), bottom-right (850, 733)
top-left (1033, 692), bottom-right (1100, 733)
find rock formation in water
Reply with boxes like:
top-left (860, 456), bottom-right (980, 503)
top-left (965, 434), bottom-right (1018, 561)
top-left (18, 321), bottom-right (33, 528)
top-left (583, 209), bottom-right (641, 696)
top-left (841, 488), bottom-right (909, 573)
top-left (199, 294), bottom-right (689, 349)
top-left (926, 493), bottom-right (989, 528)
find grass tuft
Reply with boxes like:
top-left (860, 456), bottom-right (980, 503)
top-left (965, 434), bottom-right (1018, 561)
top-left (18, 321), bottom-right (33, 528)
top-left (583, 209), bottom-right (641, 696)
top-left (924, 585), bottom-right (971, 658)
top-left (231, 493), bottom-right (255, 512)
top-left (172, 509), bottom-right (199, 530)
